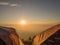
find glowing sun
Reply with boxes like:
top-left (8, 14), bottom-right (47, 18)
top-left (20, 20), bottom-right (26, 25)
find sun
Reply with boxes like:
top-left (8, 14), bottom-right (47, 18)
top-left (20, 20), bottom-right (26, 25)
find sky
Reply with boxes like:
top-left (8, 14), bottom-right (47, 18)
top-left (0, 0), bottom-right (60, 24)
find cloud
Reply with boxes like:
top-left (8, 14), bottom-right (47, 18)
top-left (9, 4), bottom-right (18, 7)
top-left (0, 2), bottom-right (9, 5)
top-left (0, 2), bottom-right (18, 7)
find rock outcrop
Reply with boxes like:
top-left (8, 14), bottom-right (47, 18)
top-left (32, 24), bottom-right (60, 45)
top-left (0, 26), bottom-right (20, 45)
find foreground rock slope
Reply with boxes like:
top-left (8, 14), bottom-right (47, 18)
top-left (32, 24), bottom-right (60, 45)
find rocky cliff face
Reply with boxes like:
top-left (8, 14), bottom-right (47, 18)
top-left (32, 24), bottom-right (60, 45)
top-left (41, 29), bottom-right (60, 45)
top-left (0, 26), bottom-right (20, 45)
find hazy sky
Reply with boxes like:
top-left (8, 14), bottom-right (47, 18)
top-left (0, 0), bottom-right (60, 24)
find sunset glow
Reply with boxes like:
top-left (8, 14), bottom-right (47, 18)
top-left (20, 20), bottom-right (26, 25)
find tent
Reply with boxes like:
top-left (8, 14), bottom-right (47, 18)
top-left (32, 24), bottom-right (60, 45)
top-left (0, 26), bottom-right (20, 45)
